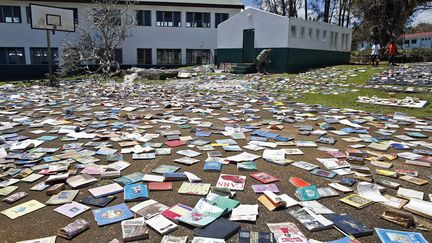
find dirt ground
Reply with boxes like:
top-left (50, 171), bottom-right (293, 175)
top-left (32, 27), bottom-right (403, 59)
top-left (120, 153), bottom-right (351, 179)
top-left (0, 84), bottom-right (431, 243)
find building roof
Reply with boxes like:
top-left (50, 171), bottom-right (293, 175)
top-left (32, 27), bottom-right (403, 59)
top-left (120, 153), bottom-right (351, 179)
top-left (27, 0), bottom-right (244, 8)
top-left (400, 31), bottom-right (432, 39)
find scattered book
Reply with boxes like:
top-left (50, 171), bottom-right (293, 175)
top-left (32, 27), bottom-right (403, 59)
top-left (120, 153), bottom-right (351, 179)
top-left (121, 217), bottom-right (149, 242)
top-left (238, 230), bottom-right (275, 243)
top-left (250, 172), bottom-right (279, 184)
top-left (339, 194), bottom-right (374, 209)
top-left (46, 190), bottom-right (79, 205)
top-left (162, 203), bottom-right (193, 222)
top-left (295, 185), bottom-right (320, 201)
top-left (146, 214), bottom-right (178, 235)
top-left (149, 182), bottom-right (173, 191)
top-left (267, 222), bottom-right (308, 243)
top-left (324, 214), bottom-right (373, 237)
top-left (130, 199), bottom-right (169, 219)
top-left (375, 228), bottom-right (428, 243)
top-left (204, 161), bottom-right (222, 172)
top-left (178, 182), bottom-right (211, 196)
top-left (178, 198), bottom-right (226, 227)
top-left (252, 183), bottom-right (280, 193)
top-left (216, 174), bottom-right (246, 191)
top-left (54, 201), bottom-right (90, 218)
top-left (79, 195), bottom-right (116, 207)
top-left (124, 183), bottom-right (149, 202)
top-left (237, 161), bottom-right (257, 171)
top-left (57, 219), bottom-right (90, 240)
top-left (92, 203), bottom-right (133, 226)
top-left (88, 183), bottom-right (123, 198)
top-left (161, 235), bottom-right (188, 243)
top-left (193, 217), bottom-right (240, 240)
top-left (288, 207), bottom-right (333, 232)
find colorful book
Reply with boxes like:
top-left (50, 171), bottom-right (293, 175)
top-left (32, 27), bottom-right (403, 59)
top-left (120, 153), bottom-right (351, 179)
top-left (339, 194), bottom-right (374, 209)
top-left (1, 199), bottom-right (46, 219)
top-left (203, 161), bottom-right (222, 172)
top-left (124, 183), bottom-right (149, 202)
top-left (324, 214), bottom-right (373, 237)
top-left (79, 195), bottom-right (116, 207)
top-left (296, 185), bottom-right (320, 201)
top-left (267, 222), bottom-right (308, 243)
top-left (162, 204), bottom-right (193, 222)
top-left (152, 165), bottom-right (180, 174)
top-left (115, 172), bottom-right (144, 185)
top-left (237, 230), bottom-right (275, 243)
top-left (89, 183), bottom-right (123, 198)
top-left (252, 184), bottom-right (280, 193)
top-left (149, 182), bottom-right (173, 191)
top-left (288, 207), bottom-right (333, 232)
top-left (121, 217), bottom-right (149, 242)
top-left (92, 203), bottom-right (133, 226)
top-left (178, 198), bottom-right (226, 227)
top-left (250, 172), bottom-right (279, 184)
top-left (130, 199), bottom-right (169, 219)
top-left (216, 174), bottom-right (246, 191)
top-left (375, 228), bottom-right (428, 243)
top-left (237, 161), bottom-right (257, 171)
top-left (178, 182), bottom-right (211, 196)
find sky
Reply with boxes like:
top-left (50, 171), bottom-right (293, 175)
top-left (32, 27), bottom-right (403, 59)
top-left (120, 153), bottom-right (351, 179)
top-left (242, 0), bottom-right (432, 27)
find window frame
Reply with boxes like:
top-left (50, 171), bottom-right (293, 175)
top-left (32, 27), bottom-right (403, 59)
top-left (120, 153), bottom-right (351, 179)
top-left (186, 49), bottom-right (211, 65)
top-left (157, 49), bottom-right (181, 65)
top-left (0, 47), bottom-right (26, 64)
top-left (215, 13), bottom-right (228, 28)
top-left (186, 12), bottom-right (210, 28)
top-left (290, 25), bottom-right (297, 38)
top-left (30, 47), bottom-right (58, 65)
top-left (136, 10), bottom-right (151, 26)
top-left (156, 11), bottom-right (181, 27)
top-left (137, 48), bottom-right (152, 65)
top-left (0, 5), bottom-right (22, 23)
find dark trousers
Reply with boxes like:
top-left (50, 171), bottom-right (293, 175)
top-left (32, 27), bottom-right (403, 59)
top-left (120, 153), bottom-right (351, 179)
top-left (257, 62), bottom-right (267, 73)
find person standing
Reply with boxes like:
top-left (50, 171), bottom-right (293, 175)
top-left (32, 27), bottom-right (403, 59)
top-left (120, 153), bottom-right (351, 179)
top-left (256, 49), bottom-right (272, 74)
top-left (385, 40), bottom-right (398, 66)
top-left (370, 41), bottom-right (381, 66)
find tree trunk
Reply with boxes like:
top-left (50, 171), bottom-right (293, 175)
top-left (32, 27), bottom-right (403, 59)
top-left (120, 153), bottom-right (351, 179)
top-left (304, 0), bottom-right (308, 20)
top-left (324, 0), bottom-right (331, 22)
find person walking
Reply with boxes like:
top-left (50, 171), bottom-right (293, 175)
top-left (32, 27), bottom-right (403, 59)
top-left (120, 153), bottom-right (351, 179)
top-left (385, 40), bottom-right (398, 66)
top-left (256, 49), bottom-right (272, 74)
top-left (370, 41), bottom-right (381, 66)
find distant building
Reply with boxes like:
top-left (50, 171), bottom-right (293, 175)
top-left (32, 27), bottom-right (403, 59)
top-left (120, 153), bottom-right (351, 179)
top-left (400, 32), bottom-right (432, 50)
top-left (0, 0), bottom-right (243, 80)
top-left (216, 8), bottom-right (352, 73)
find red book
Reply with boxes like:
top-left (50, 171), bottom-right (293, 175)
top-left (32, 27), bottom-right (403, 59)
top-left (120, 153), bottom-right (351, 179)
top-left (148, 182), bottom-right (173, 191)
top-left (327, 151), bottom-right (347, 159)
top-left (250, 172), bottom-right (279, 184)
top-left (164, 140), bottom-right (185, 148)
top-left (289, 177), bottom-right (310, 188)
top-left (161, 204), bottom-right (193, 222)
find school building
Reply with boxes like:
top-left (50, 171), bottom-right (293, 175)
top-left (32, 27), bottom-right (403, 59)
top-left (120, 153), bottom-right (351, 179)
top-left (0, 0), bottom-right (243, 80)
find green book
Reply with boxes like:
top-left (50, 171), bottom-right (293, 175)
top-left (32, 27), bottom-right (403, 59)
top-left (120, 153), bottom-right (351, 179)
top-left (237, 161), bottom-right (257, 171)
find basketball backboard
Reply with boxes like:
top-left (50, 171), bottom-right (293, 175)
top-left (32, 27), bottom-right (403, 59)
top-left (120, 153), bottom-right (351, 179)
top-left (30, 4), bottom-right (76, 32)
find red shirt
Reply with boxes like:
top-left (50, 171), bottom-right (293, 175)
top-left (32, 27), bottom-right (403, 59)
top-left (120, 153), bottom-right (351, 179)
top-left (387, 43), bottom-right (397, 55)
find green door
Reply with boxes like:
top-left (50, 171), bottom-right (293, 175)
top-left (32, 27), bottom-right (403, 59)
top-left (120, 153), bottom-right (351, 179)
top-left (243, 29), bottom-right (255, 63)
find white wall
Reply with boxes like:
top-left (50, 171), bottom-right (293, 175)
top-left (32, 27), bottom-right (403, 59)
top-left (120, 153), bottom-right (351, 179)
top-left (288, 18), bottom-right (352, 52)
top-left (217, 8), bottom-right (352, 52)
top-left (0, 1), bottom-right (241, 65)
top-left (402, 37), bottom-right (432, 50)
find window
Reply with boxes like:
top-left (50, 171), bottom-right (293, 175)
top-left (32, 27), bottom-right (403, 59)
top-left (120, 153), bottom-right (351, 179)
top-left (186, 49), bottom-right (211, 65)
top-left (215, 13), bottom-right (228, 28)
top-left (411, 39), bottom-right (417, 44)
top-left (316, 29), bottom-right (320, 40)
top-left (334, 32), bottom-right (339, 49)
top-left (301, 27), bottom-right (305, 39)
top-left (157, 49), bottom-right (181, 64)
top-left (26, 7), bottom-right (78, 24)
top-left (290, 25), bottom-right (297, 38)
top-left (308, 28), bottom-right (313, 39)
top-left (330, 32), bottom-right (334, 48)
top-left (30, 48), bottom-right (58, 64)
top-left (0, 47), bottom-right (25, 64)
top-left (137, 48), bottom-right (152, 64)
top-left (114, 49), bottom-right (123, 64)
top-left (156, 11), bottom-right (181, 27)
top-left (136, 10), bottom-right (151, 26)
top-left (322, 30), bottom-right (327, 41)
top-left (344, 34), bottom-right (349, 50)
top-left (0, 5), bottom-right (21, 23)
top-left (186, 12), bottom-right (210, 28)
top-left (404, 40), bottom-right (410, 45)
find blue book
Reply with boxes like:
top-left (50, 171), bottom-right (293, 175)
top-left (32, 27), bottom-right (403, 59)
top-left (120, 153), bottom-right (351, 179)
top-left (92, 203), bottom-right (133, 226)
top-left (324, 214), bottom-right (373, 237)
top-left (115, 172), bottom-right (144, 185)
top-left (296, 185), bottom-right (320, 201)
top-left (124, 183), bottom-right (149, 202)
top-left (163, 172), bottom-right (188, 181)
top-left (204, 161), bottom-right (222, 172)
top-left (375, 228), bottom-right (428, 243)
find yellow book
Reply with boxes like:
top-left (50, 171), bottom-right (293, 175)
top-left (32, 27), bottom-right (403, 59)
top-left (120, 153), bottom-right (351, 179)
top-left (375, 169), bottom-right (398, 178)
top-left (1, 199), bottom-right (45, 219)
top-left (340, 194), bottom-right (373, 209)
top-left (210, 143), bottom-right (229, 147)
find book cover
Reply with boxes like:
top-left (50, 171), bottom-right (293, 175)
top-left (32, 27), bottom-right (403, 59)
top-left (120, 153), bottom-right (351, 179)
top-left (1, 199), bottom-right (46, 219)
top-left (250, 172), bottom-right (279, 184)
top-left (163, 172), bottom-right (188, 181)
top-left (162, 204), bottom-right (193, 222)
top-left (216, 174), bottom-right (246, 191)
top-left (121, 217), bottom-right (149, 242)
top-left (161, 235), bottom-right (188, 243)
top-left (130, 199), bottom-right (169, 219)
top-left (146, 214), bottom-right (178, 235)
top-left (206, 193), bottom-right (240, 212)
top-left (288, 207), bottom-right (333, 232)
top-left (193, 218), bottom-right (240, 240)
top-left (149, 182), bottom-right (173, 191)
top-left (79, 195), bottom-right (116, 207)
top-left (324, 214), bottom-right (373, 237)
top-left (153, 165), bottom-right (180, 174)
top-left (339, 194), bottom-right (373, 209)
top-left (115, 172), bottom-right (144, 185)
top-left (267, 222), bottom-right (308, 243)
top-left (238, 230), bottom-right (275, 243)
top-left (375, 228), bottom-right (428, 243)
top-left (178, 182), bottom-right (211, 196)
top-left (124, 183), bottom-right (149, 202)
top-left (252, 184), bottom-right (280, 193)
top-left (203, 161), bottom-right (222, 172)
top-left (46, 190), bottom-right (79, 205)
top-left (310, 169), bottom-right (337, 179)
top-left (92, 203), bottom-right (133, 226)
top-left (237, 161), bottom-right (257, 171)
top-left (296, 185), bottom-right (320, 201)
top-left (88, 183), bottom-right (123, 198)
top-left (178, 198), bottom-right (226, 228)
top-left (54, 201), bottom-right (90, 218)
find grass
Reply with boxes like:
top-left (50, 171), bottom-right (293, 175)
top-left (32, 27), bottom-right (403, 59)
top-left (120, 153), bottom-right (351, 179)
top-left (290, 64), bottom-right (432, 118)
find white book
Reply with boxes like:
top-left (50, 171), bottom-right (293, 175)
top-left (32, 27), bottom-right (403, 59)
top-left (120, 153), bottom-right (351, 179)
top-left (88, 183), bottom-right (123, 197)
top-left (146, 214), bottom-right (177, 235)
top-left (329, 183), bottom-right (353, 192)
top-left (142, 174), bottom-right (165, 182)
top-left (397, 187), bottom-right (424, 200)
top-left (300, 201), bottom-right (334, 214)
top-left (404, 199), bottom-right (432, 219)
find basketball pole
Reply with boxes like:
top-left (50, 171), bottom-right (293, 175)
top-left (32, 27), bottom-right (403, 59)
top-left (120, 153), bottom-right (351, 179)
top-left (46, 29), bottom-right (54, 85)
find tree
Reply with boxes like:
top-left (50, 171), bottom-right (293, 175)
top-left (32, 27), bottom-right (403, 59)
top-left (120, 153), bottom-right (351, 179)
top-left (254, 0), bottom-right (301, 17)
top-left (59, 0), bottom-right (135, 77)
top-left (351, 0), bottom-right (432, 47)
top-left (406, 22), bottom-right (432, 34)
